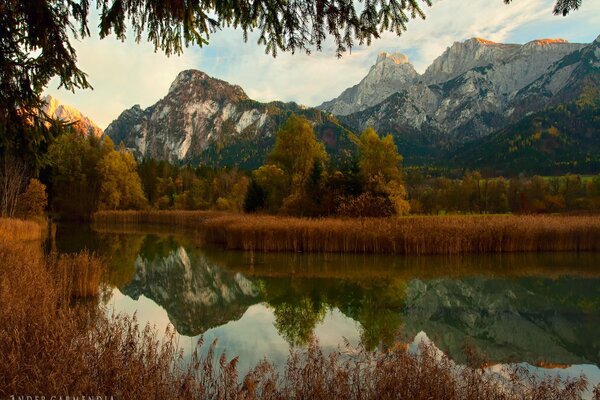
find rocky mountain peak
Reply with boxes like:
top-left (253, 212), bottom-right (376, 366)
top-left (470, 37), bottom-right (498, 46)
top-left (595, 34), bottom-right (600, 43)
top-left (526, 38), bottom-right (569, 46)
top-left (317, 51), bottom-right (418, 115)
top-left (167, 69), bottom-right (248, 102)
top-left (168, 69), bottom-right (209, 92)
top-left (42, 95), bottom-right (103, 137)
top-left (376, 52), bottom-right (409, 65)
top-left (422, 37), bottom-right (521, 84)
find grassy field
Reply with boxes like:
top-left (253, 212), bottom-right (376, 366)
top-left (93, 211), bottom-right (600, 255)
top-left (2, 218), bottom-right (599, 398)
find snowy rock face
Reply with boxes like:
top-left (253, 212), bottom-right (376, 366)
top-left (327, 37), bottom-right (594, 145)
top-left (42, 95), bottom-right (103, 137)
top-left (104, 70), bottom-right (273, 162)
top-left (318, 52), bottom-right (418, 115)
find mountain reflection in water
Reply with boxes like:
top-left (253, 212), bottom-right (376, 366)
top-left (55, 224), bottom-right (600, 380)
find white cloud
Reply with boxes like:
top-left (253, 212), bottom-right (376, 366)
top-left (44, 0), bottom-right (600, 129)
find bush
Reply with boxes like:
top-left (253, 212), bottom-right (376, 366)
top-left (337, 192), bottom-right (395, 218)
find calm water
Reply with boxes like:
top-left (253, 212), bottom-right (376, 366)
top-left (54, 223), bottom-right (600, 392)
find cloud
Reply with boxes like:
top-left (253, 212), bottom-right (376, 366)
top-left (44, 0), bottom-right (600, 128)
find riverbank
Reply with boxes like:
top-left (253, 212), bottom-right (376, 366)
top-left (93, 211), bottom-right (600, 255)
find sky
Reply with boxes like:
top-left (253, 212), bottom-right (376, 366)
top-left (45, 0), bottom-right (600, 129)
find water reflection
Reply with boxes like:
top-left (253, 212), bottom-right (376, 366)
top-left (54, 224), bottom-right (600, 374)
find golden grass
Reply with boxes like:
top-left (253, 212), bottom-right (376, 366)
top-left (94, 211), bottom-right (600, 255)
top-left (2, 217), bottom-right (600, 398)
top-left (0, 217), bottom-right (42, 242)
top-left (52, 250), bottom-right (104, 299)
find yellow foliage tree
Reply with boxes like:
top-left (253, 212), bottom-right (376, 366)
top-left (269, 114), bottom-right (327, 190)
top-left (253, 164), bottom-right (289, 212)
top-left (358, 127), bottom-right (410, 215)
top-left (17, 178), bottom-right (48, 218)
top-left (96, 149), bottom-right (147, 211)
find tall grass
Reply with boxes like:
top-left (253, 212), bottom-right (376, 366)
top-left (2, 217), bottom-right (600, 398)
top-left (94, 211), bottom-right (600, 255)
top-left (0, 217), bottom-right (42, 242)
top-left (52, 250), bottom-right (104, 299)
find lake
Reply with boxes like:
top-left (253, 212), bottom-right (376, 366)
top-left (54, 223), bottom-right (600, 394)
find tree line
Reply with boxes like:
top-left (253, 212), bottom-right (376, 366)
top-left (4, 114), bottom-right (600, 220)
top-left (407, 171), bottom-right (600, 214)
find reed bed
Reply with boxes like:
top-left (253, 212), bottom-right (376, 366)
top-left (52, 250), bottom-right (105, 299)
top-left (2, 217), bottom-right (600, 398)
top-left (0, 217), bottom-right (42, 242)
top-left (95, 211), bottom-right (600, 255)
top-left (93, 209), bottom-right (225, 228)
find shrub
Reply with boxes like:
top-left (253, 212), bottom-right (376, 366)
top-left (337, 192), bottom-right (395, 217)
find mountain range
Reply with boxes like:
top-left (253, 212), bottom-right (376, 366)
top-left (96, 34), bottom-right (600, 174)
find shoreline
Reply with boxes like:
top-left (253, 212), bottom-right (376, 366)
top-left (92, 211), bottom-right (600, 255)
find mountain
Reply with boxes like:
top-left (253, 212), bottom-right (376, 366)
top-left (451, 100), bottom-right (600, 175)
top-left (449, 36), bottom-right (600, 174)
top-left (104, 35), bottom-right (599, 173)
top-left (510, 34), bottom-right (600, 115)
top-left (42, 95), bottom-right (103, 137)
top-left (402, 276), bottom-right (600, 366)
top-left (121, 243), bottom-right (259, 336)
top-left (332, 37), bottom-right (591, 153)
top-left (318, 52), bottom-right (419, 115)
top-left (104, 70), bottom-right (356, 169)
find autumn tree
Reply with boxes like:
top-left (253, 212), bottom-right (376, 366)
top-left (46, 133), bottom-right (147, 218)
top-left (0, 155), bottom-right (28, 217)
top-left (358, 128), bottom-right (410, 216)
top-left (250, 114), bottom-right (328, 215)
top-left (17, 179), bottom-right (48, 218)
top-left (269, 114), bottom-right (327, 189)
top-left (96, 148), bottom-right (148, 211)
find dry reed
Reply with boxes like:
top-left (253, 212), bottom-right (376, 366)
top-left (2, 217), bottom-right (600, 399)
top-left (94, 211), bottom-right (600, 255)
top-left (51, 250), bottom-right (105, 299)
top-left (0, 217), bottom-right (42, 242)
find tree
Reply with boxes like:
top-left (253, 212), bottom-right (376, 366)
top-left (269, 114), bottom-right (327, 189)
top-left (272, 298), bottom-right (326, 347)
top-left (46, 132), bottom-right (146, 218)
top-left (243, 178), bottom-right (266, 213)
top-left (17, 179), bottom-right (48, 218)
top-left (46, 132), bottom-right (105, 218)
top-left (0, 155), bottom-right (28, 217)
top-left (96, 149), bottom-right (148, 211)
top-left (253, 164), bottom-right (289, 212)
top-left (358, 128), bottom-right (410, 215)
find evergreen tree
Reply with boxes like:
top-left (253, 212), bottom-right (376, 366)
top-left (243, 179), bottom-right (266, 213)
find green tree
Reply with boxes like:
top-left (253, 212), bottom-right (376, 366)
top-left (243, 178), bottom-right (266, 213)
top-left (253, 164), bottom-right (289, 212)
top-left (46, 132), bottom-right (104, 218)
top-left (46, 132), bottom-right (146, 217)
top-left (272, 298), bottom-right (327, 347)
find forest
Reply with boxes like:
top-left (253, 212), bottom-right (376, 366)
top-left (3, 114), bottom-right (600, 221)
